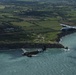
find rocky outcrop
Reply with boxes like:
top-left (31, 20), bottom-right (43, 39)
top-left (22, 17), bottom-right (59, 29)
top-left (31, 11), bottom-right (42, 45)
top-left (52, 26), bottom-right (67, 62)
top-left (56, 30), bottom-right (76, 42)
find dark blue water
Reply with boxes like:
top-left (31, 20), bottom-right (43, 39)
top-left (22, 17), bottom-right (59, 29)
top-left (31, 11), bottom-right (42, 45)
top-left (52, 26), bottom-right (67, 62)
top-left (0, 33), bottom-right (76, 75)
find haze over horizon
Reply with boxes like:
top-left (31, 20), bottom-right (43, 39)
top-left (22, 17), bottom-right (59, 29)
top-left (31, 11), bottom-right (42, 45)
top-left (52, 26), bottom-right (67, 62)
top-left (0, 0), bottom-right (75, 2)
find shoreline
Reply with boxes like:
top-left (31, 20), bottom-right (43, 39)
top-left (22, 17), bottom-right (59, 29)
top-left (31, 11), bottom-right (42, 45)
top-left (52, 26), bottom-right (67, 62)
top-left (56, 30), bottom-right (76, 42)
top-left (0, 31), bottom-right (75, 50)
top-left (0, 24), bottom-right (76, 50)
top-left (56, 23), bottom-right (76, 42)
top-left (0, 42), bottom-right (64, 50)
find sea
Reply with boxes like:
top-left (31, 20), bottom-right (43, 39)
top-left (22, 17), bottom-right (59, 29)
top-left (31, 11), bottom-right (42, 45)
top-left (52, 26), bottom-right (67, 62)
top-left (0, 33), bottom-right (76, 75)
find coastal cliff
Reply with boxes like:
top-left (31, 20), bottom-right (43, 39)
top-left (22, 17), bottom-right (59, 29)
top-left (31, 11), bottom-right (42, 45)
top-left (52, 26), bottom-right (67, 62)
top-left (56, 29), bottom-right (76, 42)
top-left (1, 23), bottom-right (76, 50)
top-left (1, 28), bottom-right (76, 50)
top-left (0, 42), bottom-right (64, 50)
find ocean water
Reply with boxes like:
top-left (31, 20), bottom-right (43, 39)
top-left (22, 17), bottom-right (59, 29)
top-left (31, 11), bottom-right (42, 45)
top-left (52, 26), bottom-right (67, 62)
top-left (0, 33), bottom-right (76, 75)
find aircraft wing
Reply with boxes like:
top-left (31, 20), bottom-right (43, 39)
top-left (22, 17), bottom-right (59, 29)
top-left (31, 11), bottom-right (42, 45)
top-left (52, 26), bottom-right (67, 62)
top-left (21, 48), bottom-right (27, 53)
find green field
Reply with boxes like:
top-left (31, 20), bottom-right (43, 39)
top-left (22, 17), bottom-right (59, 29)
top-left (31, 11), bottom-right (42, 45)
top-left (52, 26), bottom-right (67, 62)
top-left (11, 19), bottom-right (61, 42)
top-left (0, 1), bottom-right (76, 43)
top-left (0, 5), bottom-right (5, 9)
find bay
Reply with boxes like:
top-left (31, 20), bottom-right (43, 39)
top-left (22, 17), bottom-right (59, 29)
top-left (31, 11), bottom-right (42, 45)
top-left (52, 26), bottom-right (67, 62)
top-left (0, 33), bottom-right (76, 75)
